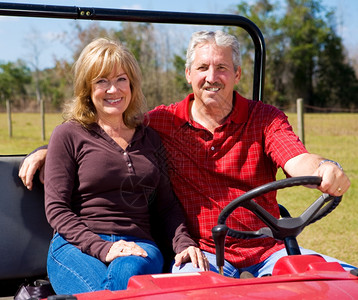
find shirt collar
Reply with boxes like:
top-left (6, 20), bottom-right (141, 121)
top-left (90, 122), bottom-right (144, 143)
top-left (174, 91), bottom-right (248, 127)
top-left (173, 93), bottom-right (193, 127)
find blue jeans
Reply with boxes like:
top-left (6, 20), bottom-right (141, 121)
top-left (172, 247), bottom-right (356, 278)
top-left (47, 233), bottom-right (163, 294)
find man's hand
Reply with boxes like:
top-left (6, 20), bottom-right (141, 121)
top-left (284, 153), bottom-right (350, 197)
top-left (18, 149), bottom-right (47, 190)
top-left (105, 240), bottom-right (148, 263)
top-left (313, 160), bottom-right (350, 196)
top-left (174, 246), bottom-right (210, 271)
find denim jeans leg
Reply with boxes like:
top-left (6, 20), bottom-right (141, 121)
top-left (47, 233), bottom-right (108, 295)
top-left (101, 237), bottom-right (164, 291)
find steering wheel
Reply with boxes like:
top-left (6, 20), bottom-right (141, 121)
top-left (212, 176), bottom-right (342, 274)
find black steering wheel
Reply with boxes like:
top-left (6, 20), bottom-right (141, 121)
top-left (212, 176), bottom-right (342, 273)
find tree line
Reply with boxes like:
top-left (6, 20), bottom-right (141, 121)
top-left (1, 0), bottom-right (357, 123)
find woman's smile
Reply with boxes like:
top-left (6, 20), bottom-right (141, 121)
top-left (105, 98), bottom-right (124, 105)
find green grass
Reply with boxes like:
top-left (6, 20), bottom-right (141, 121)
top-left (1, 112), bottom-right (357, 266)
top-left (278, 113), bottom-right (358, 266)
top-left (0, 113), bottom-right (63, 154)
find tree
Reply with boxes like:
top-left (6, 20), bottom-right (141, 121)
top-left (231, 0), bottom-right (358, 111)
top-left (115, 23), bottom-right (184, 108)
top-left (9, 1), bottom-right (357, 114)
top-left (315, 16), bottom-right (358, 110)
top-left (25, 27), bottom-right (48, 140)
top-left (282, 0), bottom-right (358, 110)
top-left (0, 61), bottom-right (31, 137)
top-left (65, 22), bottom-right (113, 61)
top-left (115, 23), bottom-right (158, 108)
top-left (40, 60), bottom-right (72, 112)
top-left (63, 22), bottom-right (181, 108)
top-left (229, 0), bottom-right (286, 106)
top-left (173, 52), bottom-right (192, 99)
top-left (280, 0), bottom-right (328, 107)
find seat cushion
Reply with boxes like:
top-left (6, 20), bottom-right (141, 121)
top-left (0, 155), bottom-right (53, 280)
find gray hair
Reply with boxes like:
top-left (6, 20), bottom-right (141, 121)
top-left (185, 30), bottom-right (241, 71)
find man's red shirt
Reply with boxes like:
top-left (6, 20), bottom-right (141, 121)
top-left (148, 92), bottom-right (308, 268)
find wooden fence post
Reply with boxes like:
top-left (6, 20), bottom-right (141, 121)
top-left (297, 98), bottom-right (305, 145)
top-left (6, 99), bottom-right (12, 138)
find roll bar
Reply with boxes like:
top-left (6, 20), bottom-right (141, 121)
top-left (0, 2), bottom-right (265, 101)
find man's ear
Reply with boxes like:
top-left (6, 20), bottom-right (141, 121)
top-left (185, 68), bottom-right (192, 84)
top-left (235, 66), bottom-right (242, 84)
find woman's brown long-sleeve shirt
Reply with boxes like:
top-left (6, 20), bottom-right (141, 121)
top-left (45, 121), bottom-right (197, 263)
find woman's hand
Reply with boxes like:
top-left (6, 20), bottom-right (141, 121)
top-left (174, 246), bottom-right (210, 271)
top-left (18, 149), bottom-right (47, 190)
top-left (105, 240), bottom-right (148, 263)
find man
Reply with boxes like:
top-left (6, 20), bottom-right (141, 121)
top-left (19, 31), bottom-right (353, 277)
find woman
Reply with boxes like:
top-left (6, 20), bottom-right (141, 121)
top-left (45, 38), bottom-right (207, 295)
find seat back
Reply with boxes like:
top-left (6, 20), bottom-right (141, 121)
top-left (0, 155), bottom-right (52, 280)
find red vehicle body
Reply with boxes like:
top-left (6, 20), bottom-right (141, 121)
top-left (0, 3), bottom-right (357, 299)
top-left (73, 260), bottom-right (358, 299)
top-left (69, 177), bottom-right (358, 300)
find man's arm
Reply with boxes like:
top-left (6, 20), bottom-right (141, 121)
top-left (18, 148), bottom-right (48, 190)
top-left (283, 153), bottom-right (350, 196)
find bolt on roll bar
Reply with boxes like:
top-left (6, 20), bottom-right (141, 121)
top-left (0, 2), bottom-right (266, 101)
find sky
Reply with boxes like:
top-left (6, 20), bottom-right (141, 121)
top-left (0, 0), bottom-right (357, 69)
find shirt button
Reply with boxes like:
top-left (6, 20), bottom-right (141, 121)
top-left (123, 152), bottom-right (127, 155)
top-left (211, 146), bottom-right (215, 151)
top-left (128, 163), bottom-right (132, 167)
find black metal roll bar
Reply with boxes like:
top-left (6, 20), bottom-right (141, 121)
top-left (0, 2), bottom-right (265, 101)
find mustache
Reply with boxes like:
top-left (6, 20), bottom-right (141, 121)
top-left (202, 82), bottom-right (223, 89)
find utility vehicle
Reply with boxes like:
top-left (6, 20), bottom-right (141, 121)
top-left (0, 2), bottom-right (357, 299)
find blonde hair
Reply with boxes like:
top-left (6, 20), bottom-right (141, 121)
top-left (63, 38), bottom-right (147, 128)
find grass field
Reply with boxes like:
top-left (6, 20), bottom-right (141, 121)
top-left (278, 113), bottom-right (358, 266)
top-left (1, 112), bottom-right (357, 266)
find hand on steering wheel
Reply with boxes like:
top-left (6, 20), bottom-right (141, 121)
top-left (212, 176), bottom-right (342, 274)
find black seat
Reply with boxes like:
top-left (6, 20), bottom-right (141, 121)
top-left (0, 155), bottom-right (52, 282)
